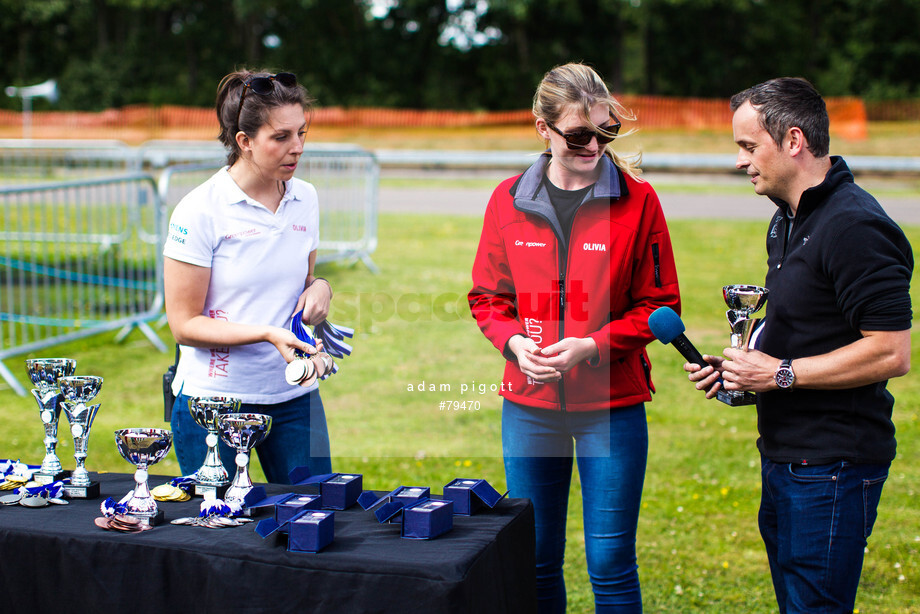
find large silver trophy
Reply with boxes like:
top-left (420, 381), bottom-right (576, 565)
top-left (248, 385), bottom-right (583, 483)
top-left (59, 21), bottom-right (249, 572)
top-left (58, 375), bottom-right (103, 498)
top-left (25, 358), bottom-right (76, 484)
top-left (114, 428), bottom-right (173, 526)
top-left (189, 396), bottom-right (241, 498)
top-left (717, 284), bottom-right (769, 406)
top-left (217, 413), bottom-right (272, 508)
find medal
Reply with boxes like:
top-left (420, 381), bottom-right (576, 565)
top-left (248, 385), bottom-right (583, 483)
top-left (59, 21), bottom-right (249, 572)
top-left (285, 356), bottom-right (317, 387)
top-left (19, 495), bottom-right (49, 507)
top-left (286, 311), bottom-right (353, 384)
top-left (95, 513), bottom-right (153, 533)
top-left (151, 483), bottom-right (191, 502)
top-left (0, 493), bottom-right (22, 505)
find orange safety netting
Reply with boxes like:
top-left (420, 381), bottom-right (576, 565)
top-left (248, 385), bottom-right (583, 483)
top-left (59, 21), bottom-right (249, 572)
top-left (0, 96), bottom-right (869, 142)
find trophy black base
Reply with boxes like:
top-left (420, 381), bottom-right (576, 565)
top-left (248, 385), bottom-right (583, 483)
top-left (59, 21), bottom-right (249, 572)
top-left (33, 469), bottom-right (71, 485)
top-left (194, 482), bottom-right (230, 499)
top-left (135, 509), bottom-right (165, 527)
top-left (62, 481), bottom-right (101, 499)
top-left (717, 390), bottom-right (758, 406)
top-left (237, 505), bottom-right (268, 518)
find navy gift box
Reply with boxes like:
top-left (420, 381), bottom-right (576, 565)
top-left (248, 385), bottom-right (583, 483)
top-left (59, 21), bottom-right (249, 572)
top-left (391, 486), bottom-right (429, 506)
top-left (289, 466), bottom-right (363, 510)
top-left (388, 486), bottom-right (430, 523)
top-left (442, 478), bottom-right (507, 515)
top-left (319, 473), bottom-right (362, 510)
top-left (254, 492), bottom-right (321, 538)
top-left (357, 486), bottom-right (433, 525)
top-left (276, 493), bottom-right (322, 528)
top-left (288, 510), bottom-right (335, 553)
top-left (401, 499), bottom-right (454, 540)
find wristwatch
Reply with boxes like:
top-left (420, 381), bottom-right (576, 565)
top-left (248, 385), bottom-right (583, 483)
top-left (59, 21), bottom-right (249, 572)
top-left (775, 358), bottom-right (795, 390)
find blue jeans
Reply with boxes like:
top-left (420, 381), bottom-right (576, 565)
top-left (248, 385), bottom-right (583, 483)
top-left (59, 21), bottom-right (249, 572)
top-left (502, 400), bottom-right (648, 614)
top-left (759, 457), bottom-right (889, 613)
top-left (170, 389), bottom-right (332, 484)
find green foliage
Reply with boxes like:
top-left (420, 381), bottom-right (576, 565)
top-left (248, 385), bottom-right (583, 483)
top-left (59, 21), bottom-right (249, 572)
top-left (2, 0), bottom-right (920, 111)
top-left (1, 209), bottom-right (918, 612)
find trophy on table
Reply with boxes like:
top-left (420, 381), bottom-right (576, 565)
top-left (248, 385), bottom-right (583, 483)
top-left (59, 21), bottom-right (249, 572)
top-left (716, 284), bottom-right (769, 406)
top-left (217, 413), bottom-right (272, 508)
top-left (189, 396), bottom-right (241, 498)
top-left (58, 375), bottom-right (103, 498)
top-left (25, 358), bottom-right (76, 484)
top-left (114, 428), bottom-right (173, 526)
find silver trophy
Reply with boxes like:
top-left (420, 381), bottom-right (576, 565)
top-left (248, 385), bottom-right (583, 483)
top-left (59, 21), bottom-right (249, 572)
top-left (217, 413), bottom-right (272, 508)
top-left (189, 396), bottom-right (241, 498)
top-left (58, 375), bottom-right (103, 498)
top-left (114, 428), bottom-right (173, 526)
top-left (717, 284), bottom-right (769, 406)
top-left (25, 358), bottom-right (76, 484)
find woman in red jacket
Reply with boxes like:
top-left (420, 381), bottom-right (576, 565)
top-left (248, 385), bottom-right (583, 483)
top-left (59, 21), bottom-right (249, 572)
top-left (469, 63), bottom-right (680, 613)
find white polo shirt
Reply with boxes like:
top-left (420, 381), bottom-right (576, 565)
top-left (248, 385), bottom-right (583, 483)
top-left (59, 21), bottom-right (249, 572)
top-left (163, 167), bottom-right (320, 403)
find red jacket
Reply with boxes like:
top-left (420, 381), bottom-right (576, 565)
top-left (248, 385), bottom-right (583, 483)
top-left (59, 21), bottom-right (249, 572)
top-left (469, 154), bottom-right (681, 411)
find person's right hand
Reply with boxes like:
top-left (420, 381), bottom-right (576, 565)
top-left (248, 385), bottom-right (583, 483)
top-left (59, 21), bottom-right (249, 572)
top-left (683, 355), bottom-right (725, 399)
top-left (508, 335), bottom-right (561, 383)
top-left (267, 327), bottom-right (318, 364)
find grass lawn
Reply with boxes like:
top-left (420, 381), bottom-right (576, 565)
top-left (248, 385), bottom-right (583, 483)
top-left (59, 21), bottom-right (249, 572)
top-left (2, 205), bottom-right (918, 612)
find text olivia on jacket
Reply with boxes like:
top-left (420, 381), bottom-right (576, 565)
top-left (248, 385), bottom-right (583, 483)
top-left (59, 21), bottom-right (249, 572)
top-left (469, 153), bottom-right (681, 412)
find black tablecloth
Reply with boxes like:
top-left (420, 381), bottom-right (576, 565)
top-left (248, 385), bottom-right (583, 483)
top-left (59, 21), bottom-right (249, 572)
top-left (0, 472), bottom-right (535, 614)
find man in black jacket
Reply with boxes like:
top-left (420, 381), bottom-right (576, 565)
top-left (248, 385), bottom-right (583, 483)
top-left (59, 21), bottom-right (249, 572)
top-left (686, 77), bottom-right (913, 613)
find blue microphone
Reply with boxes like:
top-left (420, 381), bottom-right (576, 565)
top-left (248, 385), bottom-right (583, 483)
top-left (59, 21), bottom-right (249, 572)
top-left (648, 306), bottom-right (707, 368)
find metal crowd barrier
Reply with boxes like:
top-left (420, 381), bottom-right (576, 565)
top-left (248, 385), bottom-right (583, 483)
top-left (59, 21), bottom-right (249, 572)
top-left (0, 173), bottom-right (165, 394)
top-left (0, 143), bottom-right (379, 394)
top-left (0, 139), bottom-right (380, 271)
top-left (157, 146), bottom-right (379, 271)
top-left (0, 139), bottom-right (139, 186)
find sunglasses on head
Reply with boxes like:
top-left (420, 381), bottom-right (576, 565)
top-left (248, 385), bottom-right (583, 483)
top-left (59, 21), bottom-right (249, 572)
top-left (235, 72), bottom-right (298, 127)
top-left (547, 114), bottom-right (621, 150)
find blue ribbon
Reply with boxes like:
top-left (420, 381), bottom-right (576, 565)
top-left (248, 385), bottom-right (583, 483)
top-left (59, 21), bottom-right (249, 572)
top-left (0, 459), bottom-right (40, 480)
top-left (290, 311), bottom-right (354, 380)
top-left (199, 497), bottom-right (244, 518)
top-left (20, 480), bottom-right (66, 500)
top-left (101, 497), bottom-right (128, 518)
top-left (200, 498), bottom-right (231, 517)
top-left (313, 320), bottom-right (354, 359)
top-left (170, 475), bottom-right (197, 494)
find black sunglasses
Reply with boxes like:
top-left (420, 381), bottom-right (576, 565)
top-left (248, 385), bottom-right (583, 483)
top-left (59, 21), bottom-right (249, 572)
top-left (235, 72), bottom-right (298, 127)
top-left (547, 115), bottom-right (621, 149)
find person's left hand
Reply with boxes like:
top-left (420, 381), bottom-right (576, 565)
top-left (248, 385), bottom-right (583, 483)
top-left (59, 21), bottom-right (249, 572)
top-left (720, 347), bottom-right (781, 393)
top-left (295, 280), bottom-right (332, 326)
top-left (684, 355), bottom-right (725, 399)
top-left (530, 337), bottom-right (598, 373)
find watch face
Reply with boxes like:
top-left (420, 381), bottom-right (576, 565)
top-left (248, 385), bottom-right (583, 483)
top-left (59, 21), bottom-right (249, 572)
top-left (776, 368), bottom-right (795, 389)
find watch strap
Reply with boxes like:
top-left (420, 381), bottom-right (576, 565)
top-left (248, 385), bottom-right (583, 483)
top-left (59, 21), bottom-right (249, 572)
top-left (775, 358), bottom-right (795, 389)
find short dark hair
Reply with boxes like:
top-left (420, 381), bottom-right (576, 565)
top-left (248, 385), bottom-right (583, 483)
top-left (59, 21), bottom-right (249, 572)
top-left (730, 77), bottom-right (829, 157)
top-left (215, 69), bottom-right (314, 166)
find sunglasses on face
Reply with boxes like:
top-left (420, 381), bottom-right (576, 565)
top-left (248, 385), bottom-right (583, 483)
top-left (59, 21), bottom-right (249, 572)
top-left (547, 115), bottom-right (621, 149)
top-left (235, 72), bottom-right (298, 127)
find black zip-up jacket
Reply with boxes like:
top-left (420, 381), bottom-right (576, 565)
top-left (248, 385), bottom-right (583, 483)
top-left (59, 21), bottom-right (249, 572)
top-left (756, 156), bottom-right (913, 465)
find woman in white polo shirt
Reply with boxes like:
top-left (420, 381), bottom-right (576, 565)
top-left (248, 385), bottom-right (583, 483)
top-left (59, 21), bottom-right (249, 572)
top-left (163, 69), bottom-right (333, 483)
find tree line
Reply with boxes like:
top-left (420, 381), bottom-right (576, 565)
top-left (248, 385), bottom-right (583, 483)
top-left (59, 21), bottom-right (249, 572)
top-left (2, 0), bottom-right (918, 112)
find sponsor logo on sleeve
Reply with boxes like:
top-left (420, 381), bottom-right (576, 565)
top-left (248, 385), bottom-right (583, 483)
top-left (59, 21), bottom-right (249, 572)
top-left (168, 223), bottom-right (188, 245)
